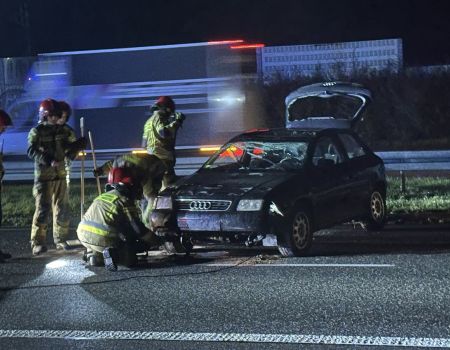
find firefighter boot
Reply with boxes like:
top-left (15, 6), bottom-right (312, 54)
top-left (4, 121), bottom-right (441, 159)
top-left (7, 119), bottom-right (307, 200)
top-left (31, 243), bottom-right (48, 256)
top-left (55, 242), bottom-right (70, 251)
top-left (82, 249), bottom-right (103, 266)
top-left (103, 247), bottom-right (118, 272)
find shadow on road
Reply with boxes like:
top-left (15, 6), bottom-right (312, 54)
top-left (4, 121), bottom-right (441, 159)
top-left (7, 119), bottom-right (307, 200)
top-left (309, 225), bottom-right (450, 257)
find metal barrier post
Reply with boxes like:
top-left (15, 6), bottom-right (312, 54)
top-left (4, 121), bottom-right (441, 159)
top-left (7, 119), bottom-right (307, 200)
top-left (400, 170), bottom-right (406, 193)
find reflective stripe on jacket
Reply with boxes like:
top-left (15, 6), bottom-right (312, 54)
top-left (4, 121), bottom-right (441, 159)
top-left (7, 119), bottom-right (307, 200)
top-left (77, 189), bottom-right (147, 247)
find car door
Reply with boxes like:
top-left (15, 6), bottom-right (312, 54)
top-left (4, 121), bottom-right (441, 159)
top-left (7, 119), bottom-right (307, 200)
top-left (336, 132), bottom-right (371, 219)
top-left (308, 135), bottom-right (350, 227)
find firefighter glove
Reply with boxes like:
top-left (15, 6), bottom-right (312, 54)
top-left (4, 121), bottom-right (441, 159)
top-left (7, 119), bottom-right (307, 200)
top-left (93, 167), bottom-right (103, 178)
top-left (75, 137), bottom-right (88, 150)
top-left (175, 112), bottom-right (186, 123)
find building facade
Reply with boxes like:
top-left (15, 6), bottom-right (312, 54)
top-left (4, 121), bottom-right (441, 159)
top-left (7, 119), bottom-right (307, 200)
top-left (257, 38), bottom-right (403, 82)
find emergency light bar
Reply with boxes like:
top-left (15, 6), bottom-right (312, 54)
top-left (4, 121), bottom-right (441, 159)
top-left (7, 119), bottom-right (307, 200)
top-left (230, 44), bottom-right (265, 49)
top-left (207, 40), bottom-right (244, 45)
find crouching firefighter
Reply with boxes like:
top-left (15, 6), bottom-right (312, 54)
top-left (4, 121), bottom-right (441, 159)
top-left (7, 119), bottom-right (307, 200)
top-left (93, 153), bottom-right (166, 228)
top-left (77, 167), bottom-right (160, 271)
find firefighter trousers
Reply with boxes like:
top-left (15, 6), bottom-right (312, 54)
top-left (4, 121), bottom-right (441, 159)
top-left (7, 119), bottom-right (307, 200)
top-left (30, 179), bottom-right (70, 246)
top-left (160, 159), bottom-right (176, 190)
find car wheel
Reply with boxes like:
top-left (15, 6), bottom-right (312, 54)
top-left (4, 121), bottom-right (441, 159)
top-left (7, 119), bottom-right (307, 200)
top-left (278, 206), bottom-right (313, 257)
top-left (364, 189), bottom-right (386, 231)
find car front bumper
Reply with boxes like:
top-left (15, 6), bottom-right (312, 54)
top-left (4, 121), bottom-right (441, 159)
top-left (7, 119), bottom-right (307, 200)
top-left (151, 209), bottom-right (268, 235)
top-left (179, 210), bottom-right (267, 233)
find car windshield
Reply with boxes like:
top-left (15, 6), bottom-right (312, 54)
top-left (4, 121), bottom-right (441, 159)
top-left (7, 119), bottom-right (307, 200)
top-left (202, 140), bottom-right (309, 172)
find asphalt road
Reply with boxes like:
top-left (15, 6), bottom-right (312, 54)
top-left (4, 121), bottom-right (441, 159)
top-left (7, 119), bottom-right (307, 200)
top-left (1, 225), bottom-right (450, 349)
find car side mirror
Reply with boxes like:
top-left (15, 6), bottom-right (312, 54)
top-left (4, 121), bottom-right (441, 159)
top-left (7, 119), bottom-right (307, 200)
top-left (316, 158), bottom-right (335, 168)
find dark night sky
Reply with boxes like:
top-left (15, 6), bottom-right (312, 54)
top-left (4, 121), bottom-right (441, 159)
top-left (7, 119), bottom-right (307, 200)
top-left (1, 0), bottom-right (450, 65)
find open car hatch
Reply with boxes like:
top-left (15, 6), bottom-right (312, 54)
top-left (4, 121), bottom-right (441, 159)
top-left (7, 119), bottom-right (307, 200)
top-left (285, 81), bottom-right (372, 129)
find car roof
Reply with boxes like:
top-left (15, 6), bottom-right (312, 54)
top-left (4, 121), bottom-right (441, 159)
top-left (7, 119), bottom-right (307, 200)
top-left (230, 127), bottom-right (352, 142)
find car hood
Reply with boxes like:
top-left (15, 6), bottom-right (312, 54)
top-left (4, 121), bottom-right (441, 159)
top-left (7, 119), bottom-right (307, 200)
top-left (285, 81), bottom-right (372, 129)
top-left (173, 171), bottom-right (298, 198)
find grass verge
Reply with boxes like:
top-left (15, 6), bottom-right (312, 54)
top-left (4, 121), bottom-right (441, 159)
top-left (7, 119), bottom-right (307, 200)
top-left (2, 176), bottom-right (450, 227)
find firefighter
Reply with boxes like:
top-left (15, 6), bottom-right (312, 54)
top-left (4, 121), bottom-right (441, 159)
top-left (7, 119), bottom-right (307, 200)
top-left (142, 96), bottom-right (185, 188)
top-left (28, 98), bottom-right (86, 255)
top-left (77, 167), bottom-right (160, 271)
top-left (0, 109), bottom-right (12, 262)
top-left (57, 101), bottom-right (76, 187)
top-left (93, 152), bottom-right (166, 227)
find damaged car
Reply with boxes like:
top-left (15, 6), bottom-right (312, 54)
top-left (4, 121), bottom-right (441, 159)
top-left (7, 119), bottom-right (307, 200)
top-left (151, 82), bottom-right (387, 256)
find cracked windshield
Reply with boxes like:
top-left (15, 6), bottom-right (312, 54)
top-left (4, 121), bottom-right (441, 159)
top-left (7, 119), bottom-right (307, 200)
top-left (203, 140), bottom-right (309, 171)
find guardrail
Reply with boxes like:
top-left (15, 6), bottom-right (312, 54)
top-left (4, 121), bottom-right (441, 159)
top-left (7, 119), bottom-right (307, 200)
top-left (3, 150), bottom-right (450, 181)
top-left (377, 150), bottom-right (450, 171)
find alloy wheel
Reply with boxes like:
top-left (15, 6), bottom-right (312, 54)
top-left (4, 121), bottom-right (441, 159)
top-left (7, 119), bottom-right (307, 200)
top-left (292, 212), bottom-right (310, 249)
top-left (370, 191), bottom-right (385, 222)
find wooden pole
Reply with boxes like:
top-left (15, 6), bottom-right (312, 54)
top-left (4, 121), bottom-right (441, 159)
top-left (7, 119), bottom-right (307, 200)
top-left (88, 130), bottom-right (102, 195)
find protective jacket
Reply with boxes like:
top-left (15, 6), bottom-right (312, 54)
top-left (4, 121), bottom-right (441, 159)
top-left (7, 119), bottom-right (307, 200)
top-left (142, 111), bottom-right (183, 161)
top-left (98, 153), bottom-right (166, 199)
top-left (27, 124), bottom-right (80, 181)
top-left (77, 189), bottom-right (148, 249)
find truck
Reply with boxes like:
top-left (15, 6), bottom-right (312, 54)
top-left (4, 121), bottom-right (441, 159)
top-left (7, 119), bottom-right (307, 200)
top-left (0, 40), bottom-right (267, 179)
top-left (0, 40), bottom-right (264, 180)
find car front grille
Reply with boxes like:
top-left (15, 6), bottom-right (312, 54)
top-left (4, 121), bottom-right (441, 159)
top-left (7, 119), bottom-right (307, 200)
top-left (176, 199), bottom-right (232, 211)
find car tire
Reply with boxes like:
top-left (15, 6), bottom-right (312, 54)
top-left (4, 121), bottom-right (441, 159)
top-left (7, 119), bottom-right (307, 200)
top-left (364, 189), bottom-right (387, 231)
top-left (278, 206), bottom-right (313, 257)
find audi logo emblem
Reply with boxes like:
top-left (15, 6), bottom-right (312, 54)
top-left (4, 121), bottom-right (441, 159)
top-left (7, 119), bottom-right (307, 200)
top-left (189, 201), bottom-right (212, 210)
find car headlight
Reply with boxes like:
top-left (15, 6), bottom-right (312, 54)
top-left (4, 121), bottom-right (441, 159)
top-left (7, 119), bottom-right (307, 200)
top-left (155, 196), bottom-right (173, 210)
top-left (237, 199), bottom-right (264, 211)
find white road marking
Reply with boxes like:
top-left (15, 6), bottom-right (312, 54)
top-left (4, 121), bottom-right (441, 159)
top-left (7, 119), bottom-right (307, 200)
top-left (0, 329), bottom-right (448, 347)
top-left (206, 263), bottom-right (395, 267)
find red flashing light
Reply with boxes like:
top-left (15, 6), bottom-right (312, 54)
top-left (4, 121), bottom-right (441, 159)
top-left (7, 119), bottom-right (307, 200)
top-left (219, 146), bottom-right (244, 159)
top-left (208, 40), bottom-right (244, 45)
top-left (253, 148), bottom-right (264, 155)
top-left (230, 44), bottom-right (265, 50)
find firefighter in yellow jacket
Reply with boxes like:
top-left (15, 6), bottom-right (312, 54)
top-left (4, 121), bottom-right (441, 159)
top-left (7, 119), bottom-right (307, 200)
top-left (93, 152), bottom-right (166, 226)
top-left (28, 99), bottom-right (86, 255)
top-left (142, 96), bottom-right (185, 188)
top-left (77, 167), bottom-right (159, 271)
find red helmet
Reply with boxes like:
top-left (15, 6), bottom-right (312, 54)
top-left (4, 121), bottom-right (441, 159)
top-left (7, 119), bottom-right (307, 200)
top-left (107, 167), bottom-right (134, 186)
top-left (0, 110), bottom-right (12, 127)
top-left (107, 167), bottom-right (143, 198)
top-left (39, 98), bottom-right (61, 122)
top-left (154, 96), bottom-right (175, 112)
top-left (58, 101), bottom-right (72, 120)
